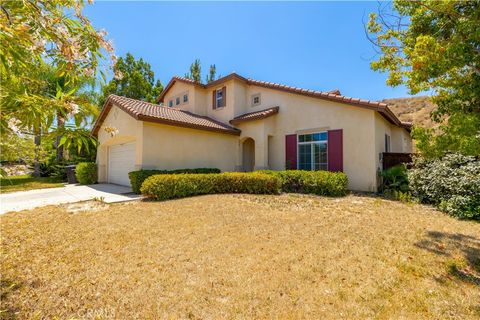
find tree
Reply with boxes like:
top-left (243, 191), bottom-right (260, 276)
top-left (367, 1), bottom-right (480, 158)
top-left (0, 0), bottom-right (114, 176)
top-left (99, 53), bottom-right (163, 106)
top-left (184, 59), bottom-right (202, 82)
top-left (206, 64), bottom-right (217, 83)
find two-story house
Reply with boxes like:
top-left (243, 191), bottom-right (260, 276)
top-left (92, 73), bottom-right (412, 191)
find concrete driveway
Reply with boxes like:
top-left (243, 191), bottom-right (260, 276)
top-left (0, 184), bottom-right (142, 214)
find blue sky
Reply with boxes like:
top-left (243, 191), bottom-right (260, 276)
top-left (85, 1), bottom-right (415, 101)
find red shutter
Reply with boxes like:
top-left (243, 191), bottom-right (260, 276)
top-left (285, 134), bottom-right (297, 170)
top-left (221, 86), bottom-right (226, 107)
top-left (328, 129), bottom-right (343, 172)
top-left (212, 90), bottom-right (216, 109)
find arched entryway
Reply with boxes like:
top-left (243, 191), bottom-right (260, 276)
top-left (242, 138), bottom-right (255, 172)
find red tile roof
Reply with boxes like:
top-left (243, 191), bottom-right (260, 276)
top-left (91, 95), bottom-right (240, 136)
top-left (230, 106), bottom-right (280, 125)
top-left (157, 73), bottom-right (409, 130)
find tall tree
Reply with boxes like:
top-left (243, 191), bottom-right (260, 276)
top-left (100, 53), bottom-right (163, 106)
top-left (367, 1), bottom-right (480, 158)
top-left (0, 0), bottom-right (114, 176)
top-left (185, 59), bottom-right (202, 82)
top-left (206, 64), bottom-right (217, 83)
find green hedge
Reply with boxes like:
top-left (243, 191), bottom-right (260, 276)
top-left (75, 162), bottom-right (97, 185)
top-left (128, 168), bottom-right (221, 193)
top-left (258, 170), bottom-right (348, 197)
top-left (141, 172), bottom-right (281, 201)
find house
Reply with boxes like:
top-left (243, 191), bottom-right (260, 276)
top-left (92, 73), bottom-right (412, 191)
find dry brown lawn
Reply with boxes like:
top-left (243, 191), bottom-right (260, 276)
top-left (1, 194), bottom-right (479, 319)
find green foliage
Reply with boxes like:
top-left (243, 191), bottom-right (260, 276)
top-left (185, 59), bottom-right (202, 82)
top-left (257, 170), bottom-right (349, 197)
top-left (99, 53), bottom-right (163, 106)
top-left (75, 162), bottom-right (97, 185)
top-left (380, 165), bottom-right (409, 193)
top-left (368, 1), bottom-right (480, 157)
top-left (128, 168), bottom-right (221, 194)
top-left (1, 1), bottom-right (114, 135)
top-left (408, 154), bottom-right (480, 220)
top-left (140, 173), bottom-right (281, 201)
top-left (206, 64), bottom-right (217, 83)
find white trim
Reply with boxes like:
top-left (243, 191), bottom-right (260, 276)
top-left (296, 131), bottom-right (328, 171)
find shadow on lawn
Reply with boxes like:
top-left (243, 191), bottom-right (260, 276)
top-left (415, 231), bottom-right (480, 286)
top-left (0, 278), bottom-right (22, 320)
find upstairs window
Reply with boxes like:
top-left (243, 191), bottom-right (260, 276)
top-left (213, 87), bottom-right (226, 109)
top-left (183, 94), bottom-right (189, 103)
top-left (175, 97), bottom-right (180, 106)
top-left (298, 132), bottom-right (328, 171)
top-left (168, 100), bottom-right (173, 107)
top-left (252, 93), bottom-right (261, 106)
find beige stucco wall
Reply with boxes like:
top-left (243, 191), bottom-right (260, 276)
top-left (163, 82), bottom-right (199, 114)
top-left (96, 104), bottom-right (143, 182)
top-left (374, 113), bottom-right (413, 179)
top-left (141, 122), bottom-right (238, 172)
top-left (235, 85), bottom-right (379, 191)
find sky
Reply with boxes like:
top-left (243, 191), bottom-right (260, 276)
top-left (84, 1), bottom-right (417, 101)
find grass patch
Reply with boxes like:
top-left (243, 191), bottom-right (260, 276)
top-left (1, 194), bottom-right (479, 319)
top-left (0, 175), bottom-right (64, 193)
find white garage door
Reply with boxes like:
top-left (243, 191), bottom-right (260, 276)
top-left (108, 142), bottom-right (136, 186)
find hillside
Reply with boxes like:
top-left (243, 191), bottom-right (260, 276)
top-left (383, 96), bottom-right (438, 129)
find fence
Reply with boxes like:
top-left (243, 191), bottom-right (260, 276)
top-left (382, 152), bottom-right (413, 170)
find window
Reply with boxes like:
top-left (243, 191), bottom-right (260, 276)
top-left (216, 89), bottom-right (223, 108)
top-left (168, 100), bottom-right (173, 107)
top-left (183, 94), bottom-right (188, 103)
top-left (215, 88), bottom-right (223, 108)
top-left (385, 134), bottom-right (391, 152)
top-left (175, 97), bottom-right (180, 106)
top-left (252, 93), bottom-right (261, 106)
top-left (298, 132), bottom-right (328, 171)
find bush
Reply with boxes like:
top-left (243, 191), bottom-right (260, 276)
top-left (128, 168), bottom-right (221, 194)
top-left (257, 170), bottom-right (348, 197)
top-left (408, 154), bottom-right (480, 220)
top-left (140, 172), bottom-right (281, 201)
top-left (75, 162), bottom-right (97, 185)
top-left (380, 165), bottom-right (409, 193)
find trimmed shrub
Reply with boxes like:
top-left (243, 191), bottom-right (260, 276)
top-left (257, 170), bottom-right (348, 197)
top-left (408, 154), bottom-right (480, 220)
top-left (128, 168), bottom-right (221, 193)
top-left (75, 162), bottom-right (97, 185)
top-left (140, 172), bottom-right (281, 201)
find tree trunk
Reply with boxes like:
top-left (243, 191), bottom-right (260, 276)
top-left (56, 112), bottom-right (65, 162)
top-left (33, 125), bottom-right (41, 177)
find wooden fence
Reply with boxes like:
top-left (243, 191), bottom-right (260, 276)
top-left (382, 152), bottom-right (413, 170)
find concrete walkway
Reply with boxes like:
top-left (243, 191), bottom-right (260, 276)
top-left (0, 184), bottom-right (142, 214)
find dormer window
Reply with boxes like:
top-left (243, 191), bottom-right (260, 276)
top-left (168, 100), bottom-right (173, 107)
top-left (252, 93), bottom-right (261, 106)
top-left (213, 87), bottom-right (226, 109)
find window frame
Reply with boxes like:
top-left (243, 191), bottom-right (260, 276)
top-left (297, 132), bottom-right (328, 171)
top-left (215, 88), bottom-right (223, 109)
top-left (385, 134), bottom-right (391, 152)
top-left (251, 93), bottom-right (261, 107)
